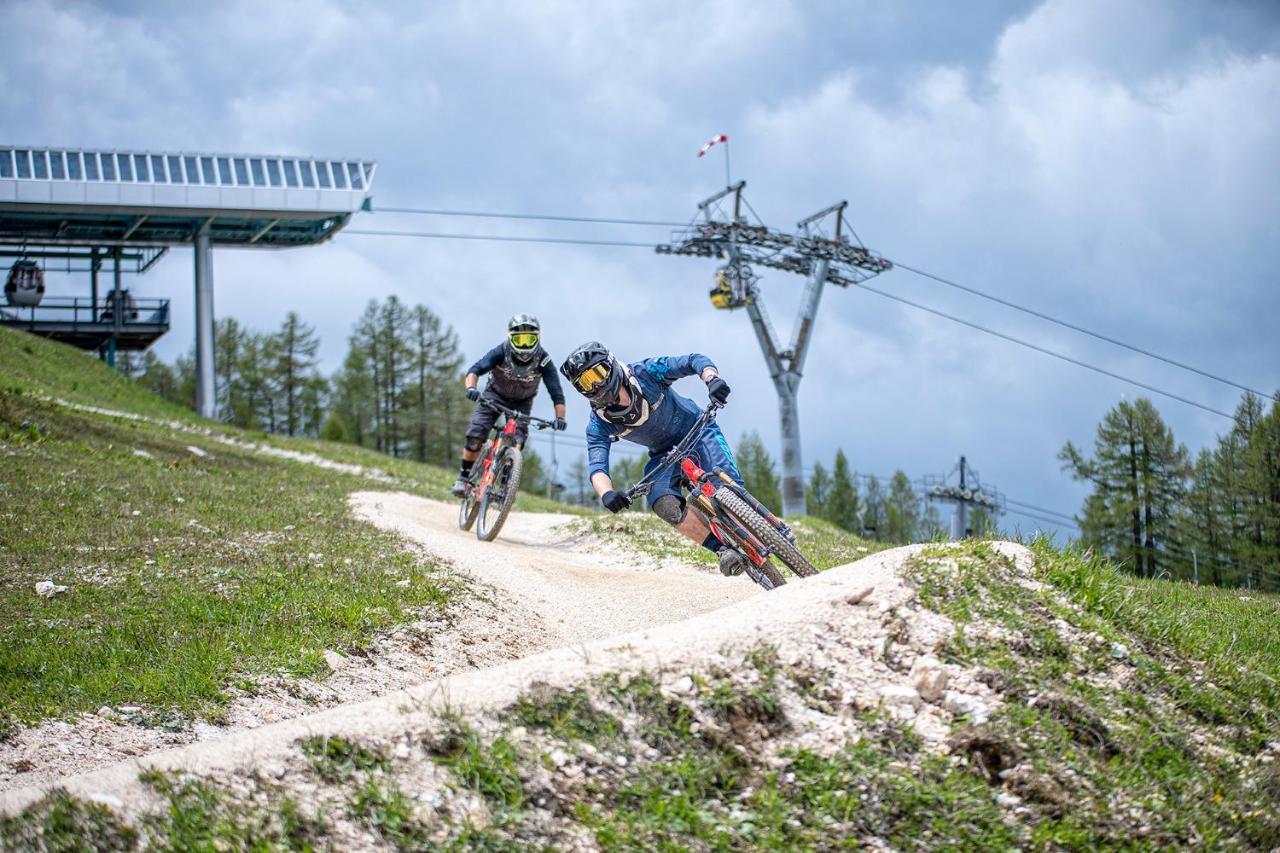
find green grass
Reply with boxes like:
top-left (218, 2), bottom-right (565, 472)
top-left (300, 735), bottom-right (389, 783)
top-left (429, 718), bottom-right (526, 811)
top-left (906, 540), bottom-right (1280, 848)
top-left (0, 326), bottom-right (201, 423)
top-left (0, 329), bottom-right (462, 728)
top-left (0, 790), bottom-right (138, 851)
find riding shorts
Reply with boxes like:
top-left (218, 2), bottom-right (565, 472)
top-left (466, 388), bottom-right (533, 447)
top-left (642, 422), bottom-right (744, 511)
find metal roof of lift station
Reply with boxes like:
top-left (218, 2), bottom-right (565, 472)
top-left (0, 146), bottom-right (376, 417)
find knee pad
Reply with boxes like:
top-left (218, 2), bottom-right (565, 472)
top-left (464, 436), bottom-right (485, 453)
top-left (652, 495), bottom-right (687, 526)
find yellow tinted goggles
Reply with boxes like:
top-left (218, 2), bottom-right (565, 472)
top-left (510, 332), bottom-right (539, 348)
top-left (572, 362), bottom-right (611, 393)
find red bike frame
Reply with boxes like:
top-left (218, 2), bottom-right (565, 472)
top-left (679, 456), bottom-right (789, 571)
top-left (476, 418), bottom-right (521, 494)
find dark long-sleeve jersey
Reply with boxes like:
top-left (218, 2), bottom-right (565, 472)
top-left (469, 342), bottom-right (565, 405)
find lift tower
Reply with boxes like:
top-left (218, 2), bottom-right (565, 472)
top-left (657, 182), bottom-right (892, 516)
top-left (923, 456), bottom-right (1005, 540)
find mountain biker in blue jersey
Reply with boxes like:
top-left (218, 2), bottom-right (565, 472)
top-left (560, 341), bottom-right (749, 577)
top-left (452, 314), bottom-right (567, 497)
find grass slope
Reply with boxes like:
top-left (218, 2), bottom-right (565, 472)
top-left (0, 328), bottom-right (463, 728)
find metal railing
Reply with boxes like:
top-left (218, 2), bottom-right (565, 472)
top-left (0, 295), bottom-right (170, 329)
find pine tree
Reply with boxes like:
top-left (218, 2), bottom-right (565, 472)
top-left (331, 339), bottom-right (376, 446)
top-left (807, 462), bottom-right (832, 520)
top-left (884, 470), bottom-right (920, 544)
top-left (376, 297), bottom-right (412, 456)
top-left (299, 373), bottom-right (329, 436)
top-left (214, 316), bottom-right (242, 422)
top-left (404, 303), bottom-right (463, 466)
top-left (737, 431), bottom-right (783, 513)
top-left (1241, 397), bottom-right (1280, 591)
top-left (1181, 448), bottom-right (1227, 585)
top-left (136, 350), bottom-right (181, 403)
top-left (271, 312), bottom-right (320, 436)
top-left (826, 450), bottom-right (860, 532)
top-left (862, 475), bottom-right (886, 539)
top-left (1060, 398), bottom-right (1189, 578)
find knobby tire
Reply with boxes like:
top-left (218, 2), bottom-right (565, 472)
top-left (711, 487), bottom-right (789, 590)
top-left (714, 485), bottom-right (818, 578)
top-left (477, 447), bottom-right (522, 542)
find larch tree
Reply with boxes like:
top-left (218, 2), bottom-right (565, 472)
top-left (884, 470), bottom-right (921, 544)
top-left (737, 431), bottom-right (783, 514)
top-left (807, 462), bottom-right (832, 520)
top-left (1060, 398), bottom-right (1189, 578)
top-left (826, 450), bottom-right (860, 533)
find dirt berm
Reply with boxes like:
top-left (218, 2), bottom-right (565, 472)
top-left (0, 531), bottom-right (997, 820)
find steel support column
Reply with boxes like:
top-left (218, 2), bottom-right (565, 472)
top-left (193, 231), bottom-right (216, 420)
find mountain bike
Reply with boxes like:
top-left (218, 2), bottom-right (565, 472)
top-left (623, 402), bottom-right (818, 591)
top-left (458, 399), bottom-right (555, 542)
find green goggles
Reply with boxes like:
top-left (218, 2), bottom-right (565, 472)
top-left (510, 331), bottom-right (539, 349)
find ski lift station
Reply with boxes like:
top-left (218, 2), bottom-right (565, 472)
top-left (0, 145), bottom-right (375, 418)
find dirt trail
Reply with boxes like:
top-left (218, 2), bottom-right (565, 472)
top-left (350, 492), bottom-right (762, 648)
top-left (1, 492), bottom-right (758, 794)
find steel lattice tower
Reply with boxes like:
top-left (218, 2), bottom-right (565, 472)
top-left (923, 456), bottom-right (1005, 539)
top-left (657, 181), bottom-right (892, 516)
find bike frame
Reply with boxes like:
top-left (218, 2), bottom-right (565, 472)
top-left (468, 399), bottom-right (554, 496)
top-left (625, 402), bottom-right (795, 571)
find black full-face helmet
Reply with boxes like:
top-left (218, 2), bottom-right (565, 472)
top-left (560, 341), bottom-right (625, 406)
top-left (507, 314), bottom-right (540, 362)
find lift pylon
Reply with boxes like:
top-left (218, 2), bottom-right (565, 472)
top-left (657, 181), bottom-right (892, 516)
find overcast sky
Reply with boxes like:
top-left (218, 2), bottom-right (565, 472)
top-left (3, 0), bottom-right (1278, 536)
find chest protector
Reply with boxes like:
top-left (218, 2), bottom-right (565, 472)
top-left (487, 342), bottom-right (546, 401)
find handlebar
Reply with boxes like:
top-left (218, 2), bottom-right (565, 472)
top-left (478, 396), bottom-right (557, 431)
top-left (622, 401), bottom-right (723, 501)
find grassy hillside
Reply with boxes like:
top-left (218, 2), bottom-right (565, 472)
top-left (0, 330), bottom-right (462, 730)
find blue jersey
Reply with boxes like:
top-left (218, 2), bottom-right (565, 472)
top-left (585, 353), bottom-right (715, 478)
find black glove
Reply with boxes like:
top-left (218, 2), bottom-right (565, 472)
top-left (707, 376), bottom-right (731, 405)
top-left (553, 417), bottom-right (567, 432)
top-left (601, 490), bottom-right (631, 513)
top-left (466, 387), bottom-right (480, 402)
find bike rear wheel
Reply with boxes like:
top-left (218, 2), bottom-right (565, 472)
top-left (476, 447), bottom-right (522, 542)
top-left (713, 486), bottom-right (818, 580)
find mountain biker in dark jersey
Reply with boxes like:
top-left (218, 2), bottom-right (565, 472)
top-left (452, 314), bottom-right (566, 497)
top-left (560, 341), bottom-right (749, 577)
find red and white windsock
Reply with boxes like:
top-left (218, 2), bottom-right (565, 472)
top-left (697, 134), bottom-right (729, 157)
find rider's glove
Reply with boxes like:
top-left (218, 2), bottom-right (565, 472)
top-left (601, 490), bottom-right (631, 513)
top-left (466, 387), bottom-right (480, 402)
top-left (553, 417), bottom-right (567, 432)
top-left (707, 376), bottom-right (731, 405)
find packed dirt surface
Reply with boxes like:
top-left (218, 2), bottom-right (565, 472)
top-left (0, 491), bottom-right (757, 793)
top-left (350, 491), bottom-right (761, 648)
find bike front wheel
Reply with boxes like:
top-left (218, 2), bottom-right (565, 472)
top-left (712, 486), bottom-right (817, 580)
top-left (458, 482), bottom-right (481, 531)
top-left (476, 446), bottom-right (522, 542)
